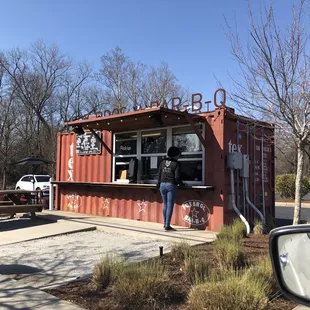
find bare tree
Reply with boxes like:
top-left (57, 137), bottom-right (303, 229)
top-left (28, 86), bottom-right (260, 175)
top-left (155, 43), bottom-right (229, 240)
top-left (125, 61), bottom-right (146, 108)
top-left (275, 130), bottom-right (297, 175)
top-left (141, 62), bottom-right (187, 108)
top-left (97, 48), bottom-right (188, 110)
top-left (226, 0), bottom-right (309, 224)
top-left (57, 61), bottom-right (92, 124)
top-left (0, 40), bottom-right (71, 153)
top-left (0, 71), bottom-right (19, 188)
top-left (96, 46), bottom-right (129, 110)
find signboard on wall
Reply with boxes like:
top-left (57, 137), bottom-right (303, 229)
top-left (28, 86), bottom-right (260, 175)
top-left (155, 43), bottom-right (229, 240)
top-left (76, 131), bottom-right (102, 155)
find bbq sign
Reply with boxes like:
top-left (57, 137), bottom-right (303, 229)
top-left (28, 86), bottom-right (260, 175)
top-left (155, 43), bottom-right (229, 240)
top-left (182, 200), bottom-right (210, 226)
top-left (73, 88), bottom-right (227, 120)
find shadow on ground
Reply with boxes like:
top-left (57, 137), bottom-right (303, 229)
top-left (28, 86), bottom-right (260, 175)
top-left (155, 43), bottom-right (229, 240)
top-left (0, 265), bottom-right (42, 275)
top-left (0, 216), bottom-right (55, 233)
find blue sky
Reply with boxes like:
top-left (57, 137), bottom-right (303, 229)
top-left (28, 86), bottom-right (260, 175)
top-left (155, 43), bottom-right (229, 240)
top-left (0, 0), bottom-right (304, 108)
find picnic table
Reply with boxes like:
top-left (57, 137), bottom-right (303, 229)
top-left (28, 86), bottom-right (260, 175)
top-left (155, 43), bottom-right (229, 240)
top-left (0, 190), bottom-right (45, 219)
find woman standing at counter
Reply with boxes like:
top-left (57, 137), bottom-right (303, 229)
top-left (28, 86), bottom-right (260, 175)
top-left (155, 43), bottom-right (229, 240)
top-left (157, 146), bottom-right (185, 231)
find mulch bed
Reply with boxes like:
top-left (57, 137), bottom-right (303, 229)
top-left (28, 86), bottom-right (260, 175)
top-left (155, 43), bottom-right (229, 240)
top-left (45, 234), bottom-right (297, 310)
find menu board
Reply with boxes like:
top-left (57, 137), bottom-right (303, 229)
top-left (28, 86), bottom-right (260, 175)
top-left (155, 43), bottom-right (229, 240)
top-left (76, 131), bottom-right (102, 155)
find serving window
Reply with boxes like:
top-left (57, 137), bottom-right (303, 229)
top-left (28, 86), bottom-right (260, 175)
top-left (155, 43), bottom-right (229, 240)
top-left (172, 125), bottom-right (203, 183)
top-left (113, 124), bottom-right (204, 184)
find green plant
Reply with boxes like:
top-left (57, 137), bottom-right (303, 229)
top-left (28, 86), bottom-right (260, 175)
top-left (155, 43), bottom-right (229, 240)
top-left (217, 224), bottom-right (234, 240)
top-left (183, 255), bottom-right (210, 285)
top-left (170, 240), bottom-right (194, 261)
top-left (231, 218), bottom-right (247, 238)
top-left (275, 174), bottom-right (310, 199)
top-left (243, 256), bottom-right (277, 297)
top-left (92, 254), bottom-right (124, 290)
top-left (253, 219), bottom-right (264, 235)
top-left (213, 237), bottom-right (245, 270)
top-left (112, 261), bottom-right (184, 309)
top-left (217, 219), bottom-right (246, 242)
top-left (188, 272), bottom-right (270, 310)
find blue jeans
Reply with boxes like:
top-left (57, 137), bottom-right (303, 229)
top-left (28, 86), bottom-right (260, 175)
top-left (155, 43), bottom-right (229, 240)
top-left (160, 182), bottom-right (177, 227)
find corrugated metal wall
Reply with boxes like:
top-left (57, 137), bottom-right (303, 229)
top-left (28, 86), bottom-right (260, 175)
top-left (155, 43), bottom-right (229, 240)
top-left (56, 131), bottom-right (112, 183)
top-left (58, 184), bottom-right (214, 230)
top-left (55, 109), bottom-right (275, 232)
top-left (223, 113), bottom-right (275, 227)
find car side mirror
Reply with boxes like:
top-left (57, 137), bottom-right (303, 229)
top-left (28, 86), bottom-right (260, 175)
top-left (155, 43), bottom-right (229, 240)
top-left (269, 225), bottom-right (310, 307)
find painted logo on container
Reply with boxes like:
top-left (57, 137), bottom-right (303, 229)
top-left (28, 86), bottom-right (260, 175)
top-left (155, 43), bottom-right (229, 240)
top-left (181, 200), bottom-right (210, 226)
top-left (66, 193), bottom-right (80, 210)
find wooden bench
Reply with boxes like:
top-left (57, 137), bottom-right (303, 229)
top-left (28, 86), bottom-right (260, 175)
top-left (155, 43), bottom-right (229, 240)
top-left (0, 204), bottom-right (44, 219)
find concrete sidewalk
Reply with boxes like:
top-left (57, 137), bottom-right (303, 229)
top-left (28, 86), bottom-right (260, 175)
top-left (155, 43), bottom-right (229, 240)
top-left (0, 275), bottom-right (84, 309)
top-left (275, 201), bottom-right (310, 208)
top-left (0, 217), bottom-right (96, 246)
top-left (41, 210), bottom-right (217, 245)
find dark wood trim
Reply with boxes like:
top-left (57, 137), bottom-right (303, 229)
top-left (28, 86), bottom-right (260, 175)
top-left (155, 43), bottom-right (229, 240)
top-left (183, 110), bottom-right (207, 149)
top-left (52, 181), bottom-right (215, 191)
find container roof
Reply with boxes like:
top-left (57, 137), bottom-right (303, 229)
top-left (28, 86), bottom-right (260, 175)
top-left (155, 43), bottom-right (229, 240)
top-left (66, 107), bottom-right (205, 132)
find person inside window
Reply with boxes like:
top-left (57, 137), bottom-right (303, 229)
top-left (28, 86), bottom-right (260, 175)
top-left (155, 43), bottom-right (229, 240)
top-left (193, 163), bottom-right (202, 181)
top-left (157, 146), bottom-right (185, 231)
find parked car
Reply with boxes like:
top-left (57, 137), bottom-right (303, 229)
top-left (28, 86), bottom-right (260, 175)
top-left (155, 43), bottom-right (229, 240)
top-left (15, 174), bottom-right (51, 191)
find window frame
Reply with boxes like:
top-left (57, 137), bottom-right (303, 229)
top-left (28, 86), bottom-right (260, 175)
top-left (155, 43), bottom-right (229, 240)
top-left (112, 123), bottom-right (205, 185)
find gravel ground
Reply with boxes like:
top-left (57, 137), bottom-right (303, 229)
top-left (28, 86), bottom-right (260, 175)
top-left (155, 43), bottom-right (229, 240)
top-left (0, 230), bottom-right (173, 290)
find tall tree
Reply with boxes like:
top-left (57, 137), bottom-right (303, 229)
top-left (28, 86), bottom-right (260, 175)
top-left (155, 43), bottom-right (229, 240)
top-left (96, 46), bottom-right (129, 110)
top-left (0, 40), bottom-right (71, 153)
top-left (0, 70), bottom-right (19, 188)
top-left (227, 0), bottom-right (309, 224)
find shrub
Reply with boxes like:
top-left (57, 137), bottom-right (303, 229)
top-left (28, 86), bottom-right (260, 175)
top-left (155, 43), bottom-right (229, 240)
top-left (275, 174), bottom-right (310, 199)
top-left (213, 237), bottom-right (245, 270)
top-left (253, 219), bottom-right (264, 235)
top-left (231, 218), bottom-right (247, 238)
top-left (92, 254), bottom-right (124, 290)
top-left (188, 273), bottom-right (270, 310)
top-left (183, 255), bottom-right (210, 285)
top-left (112, 261), bottom-right (183, 309)
top-left (217, 224), bottom-right (234, 240)
top-left (170, 240), bottom-right (193, 262)
top-left (217, 219), bottom-right (246, 242)
top-left (243, 256), bottom-right (276, 297)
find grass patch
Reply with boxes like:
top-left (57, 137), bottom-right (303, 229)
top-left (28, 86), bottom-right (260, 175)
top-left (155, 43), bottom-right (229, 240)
top-left (171, 240), bottom-right (211, 285)
top-left (112, 260), bottom-right (184, 310)
top-left (231, 218), bottom-right (247, 238)
top-left (217, 219), bottom-right (247, 242)
top-left (243, 256), bottom-right (276, 297)
top-left (92, 254), bottom-right (125, 290)
top-left (253, 220), bottom-right (264, 235)
top-left (47, 234), bottom-right (296, 310)
top-left (188, 271), bottom-right (270, 310)
top-left (217, 224), bottom-right (234, 240)
top-left (183, 255), bottom-right (211, 285)
top-left (170, 240), bottom-right (193, 262)
top-left (213, 237), bottom-right (245, 270)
